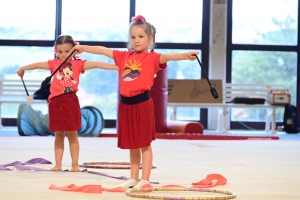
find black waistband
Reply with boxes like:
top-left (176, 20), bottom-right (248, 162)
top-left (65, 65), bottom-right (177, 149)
top-left (120, 91), bottom-right (150, 105)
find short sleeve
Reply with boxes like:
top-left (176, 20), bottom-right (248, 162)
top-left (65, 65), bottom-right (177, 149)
top-left (76, 59), bottom-right (86, 74)
top-left (151, 52), bottom-right (167, 71)
top-left (48, 59), bottom-right (56, 74)
top-left (113, 50), bottom-right (128, 71)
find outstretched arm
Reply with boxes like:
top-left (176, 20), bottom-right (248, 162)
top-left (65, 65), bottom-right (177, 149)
top-left (17, 62), bottom-right (49, 78)
top-left (83, 61), bottom-right (119, 71)
top-left (160, 51), bottom-right (199, 64)
top-left (72, 45), bottom-right (114, 59)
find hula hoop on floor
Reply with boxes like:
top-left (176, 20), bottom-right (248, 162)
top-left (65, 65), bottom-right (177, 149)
top-left (126, 187), bottom-right (237, 200)
top-left (79, 162), bottom-right (157, 169)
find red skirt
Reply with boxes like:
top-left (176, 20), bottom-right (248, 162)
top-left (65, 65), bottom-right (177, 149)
top-left (117, 98), bottom-right (155, 149)
top-left (48, 93), bottom-right (81, 132)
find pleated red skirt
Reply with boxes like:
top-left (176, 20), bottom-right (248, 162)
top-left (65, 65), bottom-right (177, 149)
top-left (117, 98), bottom-right (156, 149)
top-left (48, 93), bottom-right (81, 132)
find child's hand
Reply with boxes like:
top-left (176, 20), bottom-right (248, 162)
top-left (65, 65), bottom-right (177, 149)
top-left (17, 68), bottom-right (24, 78)
top-left (72, 45), bottom-right (85, 54)
top-left (186, 52), bottom-right (199, 61)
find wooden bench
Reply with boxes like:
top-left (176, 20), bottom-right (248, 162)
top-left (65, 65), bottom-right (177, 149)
top-left (168, 83), bottom-right (286, 133)
top-left (0, 79), bottom-right (48, 127)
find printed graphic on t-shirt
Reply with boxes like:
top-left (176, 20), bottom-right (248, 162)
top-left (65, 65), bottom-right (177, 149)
top-left (122, 59), bottom-right (142, 81)
top-left (55, 62), bottom-right (77, 94)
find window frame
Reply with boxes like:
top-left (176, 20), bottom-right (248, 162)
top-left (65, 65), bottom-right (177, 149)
top-left (226, 0), bottom-right (300, 130)
top-left (0, 0), bottom-right (211, 128)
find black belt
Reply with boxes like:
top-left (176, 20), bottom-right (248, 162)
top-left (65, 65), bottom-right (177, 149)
top-left (120, 91), bottom-right (150, 105)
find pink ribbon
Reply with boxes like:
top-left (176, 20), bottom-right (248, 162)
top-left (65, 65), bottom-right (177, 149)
top-left (1, 158), bottom-right (228, 194)
top-left (0, 157), bottom-right (158, 183)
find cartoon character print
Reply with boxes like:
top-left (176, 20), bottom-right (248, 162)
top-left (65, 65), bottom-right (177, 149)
top-left (55, 63), bottom-right (77, 94)
top-left (122, 59), bottom-right (142, 81)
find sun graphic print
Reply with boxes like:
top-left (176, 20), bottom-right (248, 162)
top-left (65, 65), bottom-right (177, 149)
top-left (122, 59), bottom-right (142, 81)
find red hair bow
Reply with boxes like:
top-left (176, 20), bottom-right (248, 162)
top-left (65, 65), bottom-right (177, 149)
top-left (132, 15), bottom-right (146, 23)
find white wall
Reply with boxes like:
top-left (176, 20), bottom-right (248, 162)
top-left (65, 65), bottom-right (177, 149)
top-left (208, 0), bottom-right (227, 129)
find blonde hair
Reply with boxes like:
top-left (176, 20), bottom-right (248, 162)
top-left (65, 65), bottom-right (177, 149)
top-left (127, 15), bottom-right (156, 52)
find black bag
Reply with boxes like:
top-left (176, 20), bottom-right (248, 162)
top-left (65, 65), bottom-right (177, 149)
top-left (230, 97), bottom-right (265, 104)
top-left (283, 104), bottom-right (300, 134)
top-left (33, 83), bottom-right (50, 101)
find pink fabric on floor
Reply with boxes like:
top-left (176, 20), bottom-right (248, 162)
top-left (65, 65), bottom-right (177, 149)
top-left (191, 174), bottom-right (227, 188)
top-left (49, 184), bottom-right (126, 193)
top-left (49, 184), bottom-right (103, 193)
top-left (49, 174), bottom-right (227, 194)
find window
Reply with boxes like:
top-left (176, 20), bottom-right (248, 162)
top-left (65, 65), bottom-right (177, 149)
top-left (0, 0), bottom-right (56, 40)
top-left (0, 46), bottom-right (53, 117)
top-left (231, 51), bottom-right (297, 122)
top-left (135, 0), bottom-right (208, 122)
top-left (0, 0), bottom-right (210, 127)
top-left (155, 49), bottom-right (202, 120)
top-left (136, 0), bottom-right (203, 43)
top-left (232, 0), bottom-right (298, 45)
top-left (228, 0), bottom-right (299, 129)
top-left (61, 0), bottom-right (130, 41)
top-left (77, 52), bottom-right (119, 119)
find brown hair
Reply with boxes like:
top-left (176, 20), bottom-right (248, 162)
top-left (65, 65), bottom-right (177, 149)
top-left (54, 35), bottom-right (78, 59)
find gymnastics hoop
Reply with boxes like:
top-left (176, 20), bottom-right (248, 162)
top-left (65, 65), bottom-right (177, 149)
top-left (79, 162), bottom-right (157, 169)
top-left (126, 187), bottom-right (237, 200)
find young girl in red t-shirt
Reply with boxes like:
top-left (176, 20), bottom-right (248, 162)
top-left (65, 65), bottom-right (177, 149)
top-left (72, 15), bottom-right (199, 188)
top-left (17, 35), bottom-right (118, 172)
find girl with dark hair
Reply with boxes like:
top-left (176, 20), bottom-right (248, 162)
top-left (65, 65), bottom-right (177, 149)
top-left (17, 35), bottom-right (118, 172)
top-left (71, 16), bottom-right (199, 188)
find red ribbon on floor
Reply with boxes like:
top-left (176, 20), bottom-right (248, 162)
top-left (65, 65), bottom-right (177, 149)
top-left (49, 174), bottom-right (227, 194)
top-left (191, 174), bottom-right (227, 188)
top-left (49, 184), bottom-right (126, 193)
top-left (0, 158), bottom-right (228, 194)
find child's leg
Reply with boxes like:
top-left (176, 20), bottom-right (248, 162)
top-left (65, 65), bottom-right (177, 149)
top-left (50, 131), bottom-right (65, 171)
top-left (66, 130), bottom-right (80, 172)
top-left (130, 148), bottom-right (141, 180)
top-left (140, 145), bottom-right (153, 181)
top-left (117, 148), bottom-right (141, 188)
top-left (133, 145), bottom-right (153, 188)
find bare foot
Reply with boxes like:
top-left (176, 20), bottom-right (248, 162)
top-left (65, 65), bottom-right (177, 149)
top-left (71, 165), bottom-right (80, 172)
top-left (50, 165), bottom-right (62, 171)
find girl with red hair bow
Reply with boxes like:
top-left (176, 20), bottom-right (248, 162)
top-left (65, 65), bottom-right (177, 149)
top-left (71, 16), bottom-right (199, 188)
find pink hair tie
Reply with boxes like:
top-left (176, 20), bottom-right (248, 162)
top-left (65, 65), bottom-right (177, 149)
top-left (132, 15), bottom-right (146, 23)
top-left (75, 42), bottom-right (79, 45)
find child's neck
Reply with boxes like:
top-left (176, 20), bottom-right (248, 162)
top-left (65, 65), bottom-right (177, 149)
top-left (134, 50), bottom-right (149, 53)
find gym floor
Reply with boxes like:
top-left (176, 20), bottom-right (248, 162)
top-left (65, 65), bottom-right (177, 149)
top-left (1, 126), bottom-right (300, 140)
top-left (0, 127), bottom-right (299, 200)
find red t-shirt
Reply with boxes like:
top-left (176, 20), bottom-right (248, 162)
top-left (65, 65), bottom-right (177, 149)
top-left (113, 51), bottom-right (167, 97)
top-left (48, 58), bottom-right (85, 100)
